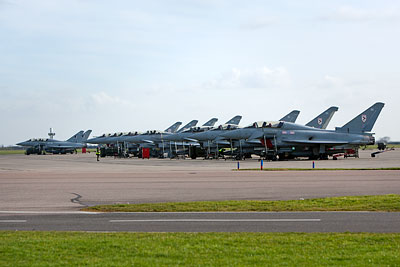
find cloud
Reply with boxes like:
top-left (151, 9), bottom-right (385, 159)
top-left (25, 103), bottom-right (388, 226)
top-left (320, 6), bottom-right (400, 22)
top-left (202, 66), bottom-right (291, 91)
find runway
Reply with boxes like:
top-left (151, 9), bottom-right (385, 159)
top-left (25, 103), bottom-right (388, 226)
top-left (1, 211), bottom-right (399, 232)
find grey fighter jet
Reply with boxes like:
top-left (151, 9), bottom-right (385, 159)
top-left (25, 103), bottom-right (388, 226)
top-left (189, 115), bottom-right (242, 143)
top-left (87, 131), bottom-right (142, 145)
top-left (17, 130), bottom-right (92, 155)
top-left (222, 106), bottom-right (339, 143)
top-left (123, 121), bottom-right (182, 145)
top-left (162, 118), bottom-right (219, 158)
top-left (222, 103), bottom-right (384, 160)
top-left (163, 118), bottom-right (219, 142)
top-left (189, 111), bottom-right (300, 146)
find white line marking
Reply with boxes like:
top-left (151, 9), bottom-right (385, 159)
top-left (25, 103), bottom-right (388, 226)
top-left (0, 211), bottom-right (102, 214)
top-left (0, 220), bottom-right (27, 223)
top-left (109, 219), bottom-right (321, 222)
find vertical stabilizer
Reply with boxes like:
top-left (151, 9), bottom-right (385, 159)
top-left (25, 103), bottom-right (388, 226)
top-left (306, 106), bottom-right (338, 129)
top-left (177, 120), bottom-right (199, 133)
top-left (279, 110), bottom-right (300, 123)
top-left (336, 102), bottom-right (384, 133)
top-left (82, 130), bottom-right (92, 143)
top-left (202, 118), bottom-right (218, 127)
top-left (66, 131), bottom-right (84, 143)
top-left (225, 115), bottom-right (242, 125)
top-left (164, 122), bottom-right (182, 133)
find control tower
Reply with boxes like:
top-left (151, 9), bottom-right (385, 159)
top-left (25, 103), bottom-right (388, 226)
top-left (48, 128), bottom-right (56, 139)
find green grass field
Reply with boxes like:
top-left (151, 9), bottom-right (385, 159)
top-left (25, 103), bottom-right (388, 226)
top-left (1, 232), bottom-right (399, 266)
top-left (0, 149), bottom-right (25, 155)
top-left (84, 194), bottom-right (400, 212)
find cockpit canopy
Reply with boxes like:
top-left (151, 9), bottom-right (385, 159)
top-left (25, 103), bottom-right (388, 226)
top-left (111, 132), bottom-right (125, 137)
top-left (28, 138), bottom-right (49, 142)
top-left (145, 130), bottom-right (161, 135)
top-left (213, 124), bottom-right (240, 131)
top-left (124, 131), bottom-right (141, 136)
top-left (183, 126), bottom-right (213, 133)
top-left (246, 121), bottom-right (283, 128)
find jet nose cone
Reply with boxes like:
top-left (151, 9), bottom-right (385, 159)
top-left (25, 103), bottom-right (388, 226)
top-left (16, 142), bottom-right (25, 146)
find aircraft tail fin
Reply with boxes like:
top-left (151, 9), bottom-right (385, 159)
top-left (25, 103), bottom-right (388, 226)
top-left (306, 106), bottom-right (338, 129)
top-left (279, 110), bottom-right (300, 123)
top-left (66, 130), bottom-right (84, 143)
top-left (177, 120), bottom-right (199, 133)
top-left (81, 130), bottom-right (92, 143)
top-left (164, 122), bottom-right (182, 133)
top-left (225, 115), bottom-right (242, 125)
top-left (336, 102), bottom-right (384, 133)
top-left (202, 118), bottom-right (218, 127)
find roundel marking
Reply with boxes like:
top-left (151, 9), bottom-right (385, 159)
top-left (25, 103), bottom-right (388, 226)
top-left (317, 118), bottom-right (323, 125)
top-left (361, 114), bottom-right (367, 123)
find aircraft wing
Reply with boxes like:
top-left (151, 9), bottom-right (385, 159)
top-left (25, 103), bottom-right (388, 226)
top-left (214, 140), bottom-right (230, 145)
top-left (186, 142), bottom-right (201, 146)
top-left (141, 140), bottom-right (154, 144)
top-left (281, 139), bottom-right (349, 145)
top-left (245, 139), bottom-right (262, 144)
top-left (45, 144), bottom-right (79, 149)
top-left (184, 137), bottom-right (199, 142)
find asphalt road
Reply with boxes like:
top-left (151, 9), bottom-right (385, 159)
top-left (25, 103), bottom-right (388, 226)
top-left (1, 212), bottom-right (399, 232)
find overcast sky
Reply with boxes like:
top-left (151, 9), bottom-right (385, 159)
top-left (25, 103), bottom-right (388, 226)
top-left (1, 0), bottom-right (399, 145)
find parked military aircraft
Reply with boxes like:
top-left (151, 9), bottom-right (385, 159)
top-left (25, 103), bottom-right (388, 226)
top-left (220, 106), bottom-right (339, 159)
top-left (87, 131), bottom-right (142, 145)
top-left (184, 111), bottom-right (300, 158)
top-left (222, 103), bottom-right (383, 160)
top-left (122, 121), bottom-right (182, 145)
top-left (17, 130), bottom-right (92, 155)
top-left (163, 118), bottom-right (219, 142)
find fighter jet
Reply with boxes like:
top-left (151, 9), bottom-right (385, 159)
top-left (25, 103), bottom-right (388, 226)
top-left (223, 106), bottom-right (339, 158)
top-left (123, 121), bottom-right (182, 145)
top-left (161, 118), bottom-right (218, 158)
top-left (17, 130), bottom-right (92, 155)
top-left (87, 131), bottom-right (142, 145)
top-left (188, 116), bottom-right (242, 142)
top-left (163, 118), bottom-right (218, 142)
top-left (222, 106), bottom-right (338, 143)
top-left (222, 103), bottom-right (384, 160)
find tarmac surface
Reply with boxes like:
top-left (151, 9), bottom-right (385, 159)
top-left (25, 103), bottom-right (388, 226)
top-left (0, 149), bottom-right (399, 212)
top-left (1, 211), bottom-right (399, 232)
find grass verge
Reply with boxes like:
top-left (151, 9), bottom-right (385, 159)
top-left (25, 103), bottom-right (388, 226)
top-left (0, 150), bottom-right (25, 155)
top-left (83, 194), bottom-right (400, 212)
top-left (1, 232), bottom-right (399, 266)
